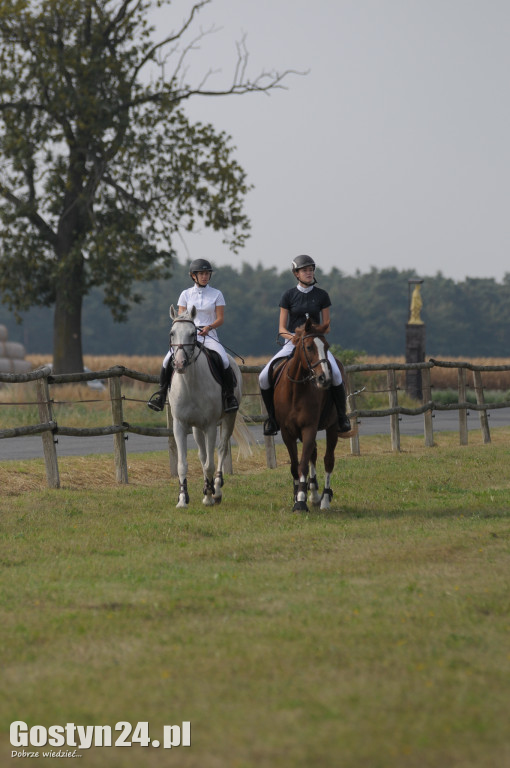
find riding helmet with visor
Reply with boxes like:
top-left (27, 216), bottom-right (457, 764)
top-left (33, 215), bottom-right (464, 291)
top-left (291, 254), bottom-right (316, 275)
top-left (189, 258), bottom-right (214, 281)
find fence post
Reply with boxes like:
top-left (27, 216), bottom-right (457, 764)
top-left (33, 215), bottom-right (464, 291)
top-left (473, 370), bottom-right (491, 444)
top-left (458, 367), bottom-right (468, 445)
top-left (422, 366), bottom-right (434, 447)
top-left (36, 375), bottom-right (60, 489)
top-left (387, 369), bottom-right (400, 452)
top-left (109, 375), bottom-right (128, 483)
top-left (347, 371), bottom-right (360, 456)
top-left (264, 435), bottom-right (277, 469)
top-left (165, 404), bottom-right (178, 476)
top-left (259, 382), bottom-right (277, 469)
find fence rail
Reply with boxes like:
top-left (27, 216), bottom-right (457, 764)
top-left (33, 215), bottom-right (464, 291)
top-left (1, 360), bottom-right (510, 488)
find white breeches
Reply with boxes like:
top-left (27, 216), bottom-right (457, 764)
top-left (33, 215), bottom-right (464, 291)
top-left (259, 340), bottom-right (343, 390)
top-left (163, 335), bottom-right (229, 370)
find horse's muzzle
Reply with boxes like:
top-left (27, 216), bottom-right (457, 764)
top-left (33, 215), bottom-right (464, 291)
top-left (172, 344), bottom-right (193, 372)
top-left (315, 373), bottom-right (332, 389)
top-left (172, 355), bottom-right (188, 372)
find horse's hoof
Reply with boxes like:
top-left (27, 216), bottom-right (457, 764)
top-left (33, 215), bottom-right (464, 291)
top-left (320, 488), bottom-right (333, 510)
top-left (307, 481), bottom-right (320, 506)
top-left (293, 501), bottom-right (309, 513)
top-left (308, 491), bottom-right (320, 506)
top-left (202, 496), bottom-right (215, 507)
top-left (176, 500), bottom-right (188, 509)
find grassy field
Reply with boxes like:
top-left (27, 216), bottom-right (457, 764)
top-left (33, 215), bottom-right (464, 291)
top-left (1, 430), bottom-right (509, 767)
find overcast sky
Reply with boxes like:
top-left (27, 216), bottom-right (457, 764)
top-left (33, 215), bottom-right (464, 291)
top-left (157, 0), bottom-right (510, 282)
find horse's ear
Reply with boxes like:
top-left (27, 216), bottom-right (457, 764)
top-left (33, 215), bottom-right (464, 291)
top-left (169, 305), bottom-right (178, 320)
top-left (305, 317), bottom-right (313, 331)
top-left (190, 305), bottom-right (197, 319)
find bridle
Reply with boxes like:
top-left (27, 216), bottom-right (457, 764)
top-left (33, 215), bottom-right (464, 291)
top-left (286, 332), bottom-right (332, 384)
top-left (169, 318), bottom-right (202, 369)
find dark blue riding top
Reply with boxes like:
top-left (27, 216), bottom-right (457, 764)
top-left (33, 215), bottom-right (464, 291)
top-left (279, 286), bottom-right (331, 333)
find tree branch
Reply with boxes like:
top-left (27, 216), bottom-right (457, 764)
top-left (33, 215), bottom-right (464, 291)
top-left (131, 0), bottom-right (212, 83)
top-left (102, 173), bottom-right (151, 211)
top-left (0, 182), bottom-right (58, 247)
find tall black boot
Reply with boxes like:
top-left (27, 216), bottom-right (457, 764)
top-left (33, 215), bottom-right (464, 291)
top-left (331, 383), bottom-right (352, 434)
top-left (222, 365), bottom-right (239, 413)
top-left (147, 364), bottom-right (172, 412)
top-left (260, 387), bottom-right (278, 436)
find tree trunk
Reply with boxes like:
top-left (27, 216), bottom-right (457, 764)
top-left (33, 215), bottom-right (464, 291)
top-left (52, 273), bottom-right (85, 375)
top-left (52, 188), bottom-right (88, 374)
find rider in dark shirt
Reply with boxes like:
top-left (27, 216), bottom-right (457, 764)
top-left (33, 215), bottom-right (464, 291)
top-left (259, 254), bottom-right (352, 436)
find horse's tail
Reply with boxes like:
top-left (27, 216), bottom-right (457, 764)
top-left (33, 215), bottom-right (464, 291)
top-left (232, 411), bottom-right (255, 459)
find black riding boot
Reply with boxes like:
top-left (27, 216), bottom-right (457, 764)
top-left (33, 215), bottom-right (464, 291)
top-left (260, 387), bottom-right (279, 436)
top-left (147, 364), bottom-right (172, 412)
top-left (331, 383), bottom-right (352, 434)
top-left (222, 365), bottom-right (239, 413)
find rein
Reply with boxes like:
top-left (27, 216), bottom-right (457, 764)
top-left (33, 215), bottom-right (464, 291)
top-left (286, 333), bottom-right (331, 384)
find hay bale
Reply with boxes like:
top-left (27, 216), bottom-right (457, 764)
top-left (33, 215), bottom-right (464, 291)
top-left (0, 327), bottom-right (29, 373)
top-left (4, 341), bottom-right (26, 359)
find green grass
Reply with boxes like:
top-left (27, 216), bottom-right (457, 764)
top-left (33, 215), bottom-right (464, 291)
top-left (1, 433), bottom-right (509, 767)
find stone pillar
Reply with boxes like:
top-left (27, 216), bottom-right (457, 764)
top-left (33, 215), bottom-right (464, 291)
top-left (406, 323), bottom-right (426, 400)
top-left (406, 281), bottom-right (425, 400)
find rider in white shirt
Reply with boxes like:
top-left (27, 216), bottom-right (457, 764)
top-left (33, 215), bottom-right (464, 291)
top-left (147, 259), bottom-right (239, 413)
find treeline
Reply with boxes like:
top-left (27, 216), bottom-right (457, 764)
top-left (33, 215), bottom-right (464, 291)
top-left (1, 261), bottom-right (510, 358)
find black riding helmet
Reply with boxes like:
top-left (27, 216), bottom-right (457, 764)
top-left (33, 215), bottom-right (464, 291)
top-left (292, 255), bottom-right (316, 283)
top-left (189, 258), bottom-right (214, 282)
top-left (292, 254), bottom-right (315, 272)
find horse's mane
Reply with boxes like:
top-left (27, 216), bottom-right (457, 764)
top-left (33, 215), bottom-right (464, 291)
top-left (292, 318), bottom-right (330, 345)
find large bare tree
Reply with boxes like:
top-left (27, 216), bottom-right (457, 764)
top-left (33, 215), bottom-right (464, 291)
top-left (0, 0), bottom-right (295, 372)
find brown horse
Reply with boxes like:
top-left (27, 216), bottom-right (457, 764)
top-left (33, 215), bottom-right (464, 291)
top-left (273, 317), bottom-right (345, 512)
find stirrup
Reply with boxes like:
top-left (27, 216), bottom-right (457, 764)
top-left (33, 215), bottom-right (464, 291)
top-left (224, 395), bottom-right (239, 413)
top-left (147, 391), bottom-right (166, 412)
top-left (263, 417), bottom-right (279, 436)
top-left (337, 417), bottom-right (352, 434)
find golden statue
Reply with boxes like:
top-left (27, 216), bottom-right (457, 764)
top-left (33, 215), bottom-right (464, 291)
top-left (409, 283), bottom-right (424, 325)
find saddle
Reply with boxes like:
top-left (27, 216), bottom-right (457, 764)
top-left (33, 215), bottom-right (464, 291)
top-left (199, 345), bottom-right (237, 390)
top-left (268, 352), bottom-right (294, 389)
top-left (269, 359), bottom-right (287, 389)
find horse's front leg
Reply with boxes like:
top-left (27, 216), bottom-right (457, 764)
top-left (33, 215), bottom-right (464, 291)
top-left (294, 445), bottom-right (313, 514)
top-left (320, 426), bottom-right (339, 510)
top-left (307, 443), bottom-right (320, 507)
top-left (281, 428), bottom-right (301, 511)
top-left (174, 421), bottom-right (190, 508)
top-left (294, 430), bottom-right (318, 513)
top-left (195, 425), bottom-right (217, 507)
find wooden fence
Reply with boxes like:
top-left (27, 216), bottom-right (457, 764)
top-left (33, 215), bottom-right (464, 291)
top-left (1, 360), bottom-right (510, 489)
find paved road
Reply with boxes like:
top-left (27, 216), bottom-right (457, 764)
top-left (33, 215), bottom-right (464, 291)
top-left (1, 408), bottom-right (509, 461)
